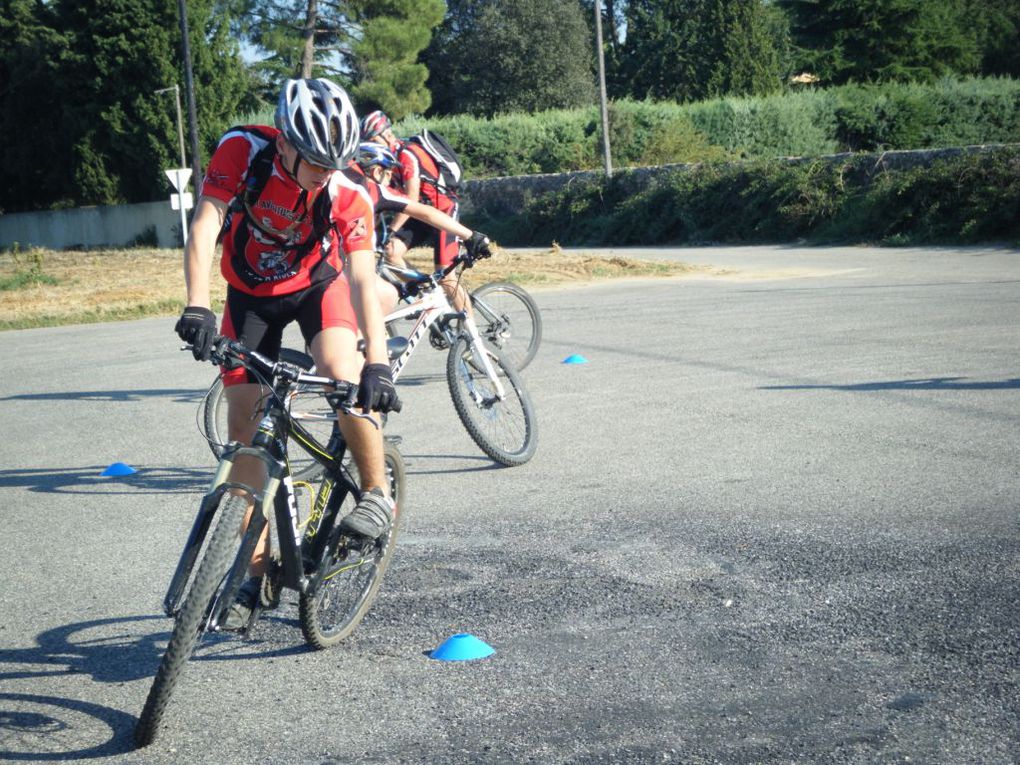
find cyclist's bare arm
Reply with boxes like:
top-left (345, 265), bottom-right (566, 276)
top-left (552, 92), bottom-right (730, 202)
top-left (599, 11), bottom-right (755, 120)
top-left (404, 200), bottom-right (472, 241)
top-left (347, 247), bottom-right (389, 367)
top-left (184, 196), bottom-right (228, 308)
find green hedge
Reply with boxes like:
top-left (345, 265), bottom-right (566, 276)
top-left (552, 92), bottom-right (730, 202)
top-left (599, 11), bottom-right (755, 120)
top-left (463, 148), bottom-right (1020, 247)
top-left (395, 77), bottom-right (1020, 178)
top-left (240, 77), bottom-right (1020, 179)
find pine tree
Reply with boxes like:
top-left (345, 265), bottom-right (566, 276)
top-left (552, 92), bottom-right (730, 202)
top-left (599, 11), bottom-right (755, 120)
top-left (349, 0), bottom-right (445, 118)
top-left (615, 0), bottom-right (786, 102)
top-left (0, 0), bottom-right (253, 211)
top-left (779, 0), bottom-right (981, 85)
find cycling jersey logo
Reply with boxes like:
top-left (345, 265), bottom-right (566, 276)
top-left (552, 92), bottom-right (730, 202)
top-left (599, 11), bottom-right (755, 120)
top-left (257, 250), bottom-right (293, 278)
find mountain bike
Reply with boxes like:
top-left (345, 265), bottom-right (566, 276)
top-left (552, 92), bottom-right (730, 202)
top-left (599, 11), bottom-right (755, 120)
top-left (204, 253), bottom-right (538, 468)
top-left (134, 336), bottom-right (406, 747)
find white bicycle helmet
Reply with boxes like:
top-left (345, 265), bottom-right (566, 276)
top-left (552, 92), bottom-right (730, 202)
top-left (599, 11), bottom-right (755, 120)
top-left (275, 78), bottom-right (359, 170)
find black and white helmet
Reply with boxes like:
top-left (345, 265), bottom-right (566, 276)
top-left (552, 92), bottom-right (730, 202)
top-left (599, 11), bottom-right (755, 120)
top-left (275, 78), bottom-right (359, 170)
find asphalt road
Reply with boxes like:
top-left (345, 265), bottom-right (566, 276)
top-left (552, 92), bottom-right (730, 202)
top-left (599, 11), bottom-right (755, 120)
top-left (0, 245), bottom-right (1017, 764)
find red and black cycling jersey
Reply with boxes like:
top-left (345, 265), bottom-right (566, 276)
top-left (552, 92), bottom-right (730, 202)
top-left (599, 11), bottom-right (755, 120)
top-left (390, 140), bottom-right (455, 213)
top-left (201, 126), bottom-right (375, 297)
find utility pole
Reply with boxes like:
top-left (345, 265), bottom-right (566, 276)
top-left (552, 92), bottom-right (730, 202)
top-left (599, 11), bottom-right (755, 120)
top-left (594, 0), bottom-right (613, 177)
top-left (177, 0), bottom-right (202, 188)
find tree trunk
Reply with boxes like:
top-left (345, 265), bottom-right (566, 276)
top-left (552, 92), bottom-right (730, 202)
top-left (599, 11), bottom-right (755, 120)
top-left (301, 0), bottom-right (318, 78)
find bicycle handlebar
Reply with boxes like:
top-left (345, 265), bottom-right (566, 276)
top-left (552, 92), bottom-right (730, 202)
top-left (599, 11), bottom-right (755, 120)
top-left (201, 336), bottom-right (379, 426)
top-left (383, 248), bottom-right (485, 300)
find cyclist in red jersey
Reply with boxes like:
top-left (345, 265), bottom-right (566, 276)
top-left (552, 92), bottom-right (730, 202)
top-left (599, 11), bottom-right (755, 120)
top-left (359, 111), bottom-right (476, 320)
top-left (348, 142), bottom-right (492, 315)
top-left (174, 79), bottom-right (399, 628)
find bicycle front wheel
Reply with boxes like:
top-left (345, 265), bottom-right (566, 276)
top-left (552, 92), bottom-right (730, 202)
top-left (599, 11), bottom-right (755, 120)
top-left (446, 336), bottom-right (538, 466)
top-left (203, 348), bottom-right (330, 482)
top-left (471, 281), bottom-right (542, 371)
top-left (298, 440), bottom-right (406, 649)
top-left (134, 494), bottom-right (248, 747)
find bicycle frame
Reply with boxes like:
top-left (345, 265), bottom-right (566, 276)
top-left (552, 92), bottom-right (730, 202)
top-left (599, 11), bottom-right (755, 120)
top-left (164, 362), bottom-right (367, 627)
top-left (382, 260), bottom-right (508, 399)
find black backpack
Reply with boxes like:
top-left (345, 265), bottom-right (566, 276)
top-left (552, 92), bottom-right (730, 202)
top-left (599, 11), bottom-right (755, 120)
top-left (406, 129), bottom-right (463, 198)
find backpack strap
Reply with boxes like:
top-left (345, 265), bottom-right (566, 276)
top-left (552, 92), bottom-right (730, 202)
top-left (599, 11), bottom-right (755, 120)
top-left (223, 126), bottom-right (330, 250)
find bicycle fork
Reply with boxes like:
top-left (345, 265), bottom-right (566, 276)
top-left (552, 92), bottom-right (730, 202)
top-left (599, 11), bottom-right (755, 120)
top-left (162, 443), bottom-right (285, 622)
top-left (459, 318), bottom-right (508, 402)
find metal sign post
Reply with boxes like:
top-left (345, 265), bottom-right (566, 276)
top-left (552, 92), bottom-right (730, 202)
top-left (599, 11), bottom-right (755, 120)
top-left (164, 168), bottom-right (194, 247)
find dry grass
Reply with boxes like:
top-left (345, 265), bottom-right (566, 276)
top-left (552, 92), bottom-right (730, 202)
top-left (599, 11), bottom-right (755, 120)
top-left (0, 245), bottom-right (702, 331)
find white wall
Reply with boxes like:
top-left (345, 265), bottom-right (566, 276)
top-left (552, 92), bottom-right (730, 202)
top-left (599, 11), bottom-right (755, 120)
top-left (0, 201), bottom-right (183, 250)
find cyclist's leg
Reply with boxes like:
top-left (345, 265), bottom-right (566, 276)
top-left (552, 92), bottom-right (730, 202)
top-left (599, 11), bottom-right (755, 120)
top-left (376, 273), bottom-right (399, 315)
top-left (221, 289), bottom-right (288, 578)
top-left (386, 227), bottom-right (413, 268)
top-left (435, 204), bottom-right (474, 320)
top-left (298, 278), bottom-right (386, 497)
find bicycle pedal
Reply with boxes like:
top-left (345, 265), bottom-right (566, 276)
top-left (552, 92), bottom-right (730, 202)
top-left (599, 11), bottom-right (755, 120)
top-left (384, 434), bottom-right (403, 445)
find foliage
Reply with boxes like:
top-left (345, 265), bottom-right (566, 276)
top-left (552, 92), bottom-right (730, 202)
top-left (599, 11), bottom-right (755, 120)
top-left (386, 77), bottom-right (1020, 179)
top-left (350, 0), bottom-right (445, 119)
top-left (0, 0), bottom-right (252, 213)
top-left (422, 0), bottom-right (596, 117)
top-left (778, 0), bottom-right (981, 85)
top-left (465, 148), bottom-right (1020, 248)
top-left (614, 0), bottom-right (788, 102)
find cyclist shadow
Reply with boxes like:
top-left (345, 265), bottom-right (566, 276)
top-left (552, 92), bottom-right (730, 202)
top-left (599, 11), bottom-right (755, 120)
top-left (404, 453), bottom-right (504, 475)
top-left (0, 464), bottom-right (211, 495)
top-left (394, 372), bottom-right (446, 387)
top-left (0, 613), bottom-right (313, 758)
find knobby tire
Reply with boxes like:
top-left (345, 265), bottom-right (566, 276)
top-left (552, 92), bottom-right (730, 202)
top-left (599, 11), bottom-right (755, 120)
top-left (446, 336), bottom-right (538, 466)
top-left (470, 281), bottom-right (542, 371)
top-left (298, 441), bottom-right (406, 649)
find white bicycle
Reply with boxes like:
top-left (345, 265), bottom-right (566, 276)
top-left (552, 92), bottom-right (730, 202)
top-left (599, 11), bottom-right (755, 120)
top-left (202, 251), bottom-right (538, 472)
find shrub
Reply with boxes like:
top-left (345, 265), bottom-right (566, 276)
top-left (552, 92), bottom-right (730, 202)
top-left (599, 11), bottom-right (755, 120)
top-left (465, 148), bottom-right (1020, 247)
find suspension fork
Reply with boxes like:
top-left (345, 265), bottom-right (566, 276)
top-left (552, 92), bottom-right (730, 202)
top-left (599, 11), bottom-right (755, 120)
top-left (458, 315), bottom-right (508, 400)
top-left (162, 442), bottom-right (285, 617)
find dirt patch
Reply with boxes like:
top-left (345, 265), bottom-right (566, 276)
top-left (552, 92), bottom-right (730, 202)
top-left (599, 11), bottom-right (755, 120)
top-left (0, 246), bottom-right (707, 330)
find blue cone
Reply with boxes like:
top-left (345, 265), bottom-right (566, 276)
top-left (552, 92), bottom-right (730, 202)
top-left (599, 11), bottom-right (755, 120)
top-left (562, 354), bottom-right (589, 365)
top-left (101, 462), bottom-right (136, 477)
top-left (429, 633), bottom-right (495, 661)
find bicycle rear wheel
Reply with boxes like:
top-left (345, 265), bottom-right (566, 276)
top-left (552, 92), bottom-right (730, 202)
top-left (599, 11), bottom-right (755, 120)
top-left (134, 494), bottom-right (248, 747)
top-left (203, 348), bottom-right (330, 482)
top-left (298, 440), bottom-right (406, 649)
top-left (471, 281), bottom-right (542, 371)
top-left (446, 336), bottom-right (538, 466)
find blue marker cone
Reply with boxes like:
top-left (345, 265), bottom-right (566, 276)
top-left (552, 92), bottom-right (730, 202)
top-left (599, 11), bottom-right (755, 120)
top-left (101, 462), bottom-right (136, 477)
top-left (429, 633), bottom-right (495, 661)
top-left (562, 354), bottom-right (588, 365)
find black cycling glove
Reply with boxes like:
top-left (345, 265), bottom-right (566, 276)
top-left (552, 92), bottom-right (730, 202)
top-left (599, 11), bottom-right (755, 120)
top-left (357, 363), bottom-right (402, 414)
top-left (174, 306), bottom-right (217, 361)
top-left (464, 232), bottom-right (492, 264)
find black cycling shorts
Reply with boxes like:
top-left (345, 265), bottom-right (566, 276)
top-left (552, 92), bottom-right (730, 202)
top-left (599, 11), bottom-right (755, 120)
top-left (219, 276), bottom-right (356, 386)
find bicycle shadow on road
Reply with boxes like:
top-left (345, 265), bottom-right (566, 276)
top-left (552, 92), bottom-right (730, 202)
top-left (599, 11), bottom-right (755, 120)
top-left (760, 376), bottom-right (1020, 392)
top-left (0, 614), bottom-right (310, 760)
top-left (0, 464), bottom-right (211, 495)
top-left (0, 388), bottom-right (206, 404)
top-left (0, 691), bottom-right (136, 760)
top-left (0, 615), bottom-right (167, 760)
